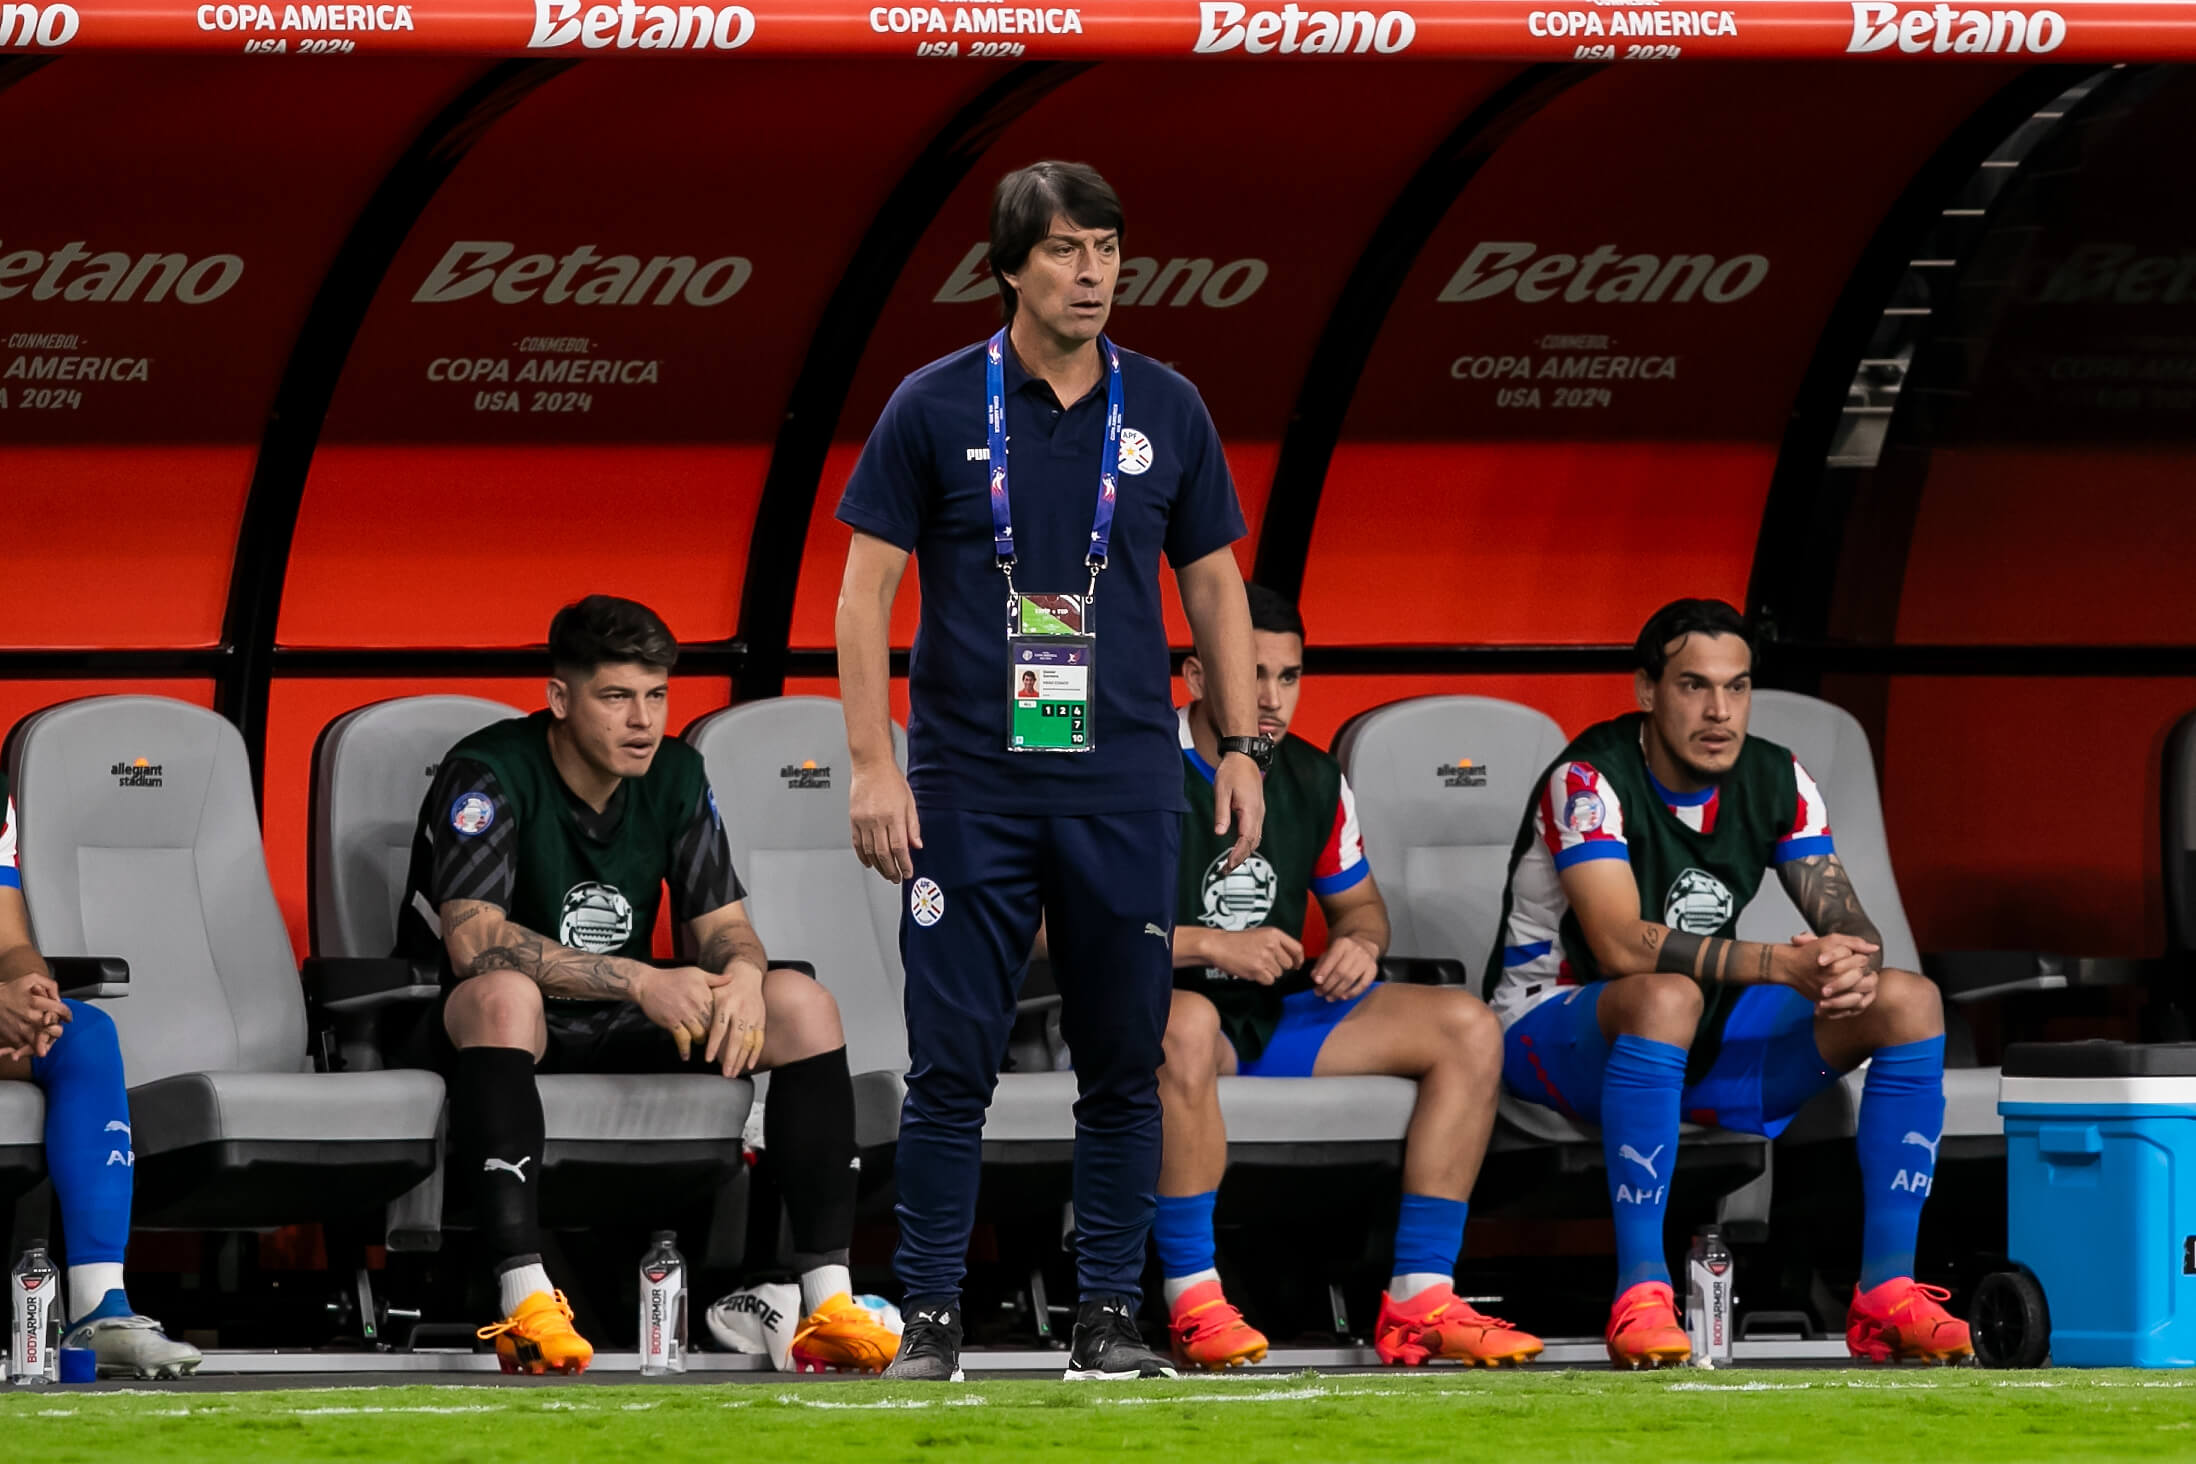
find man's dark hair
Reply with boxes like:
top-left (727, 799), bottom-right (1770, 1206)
top-left (1634, 598), bottom-right (1754, 681)
top-left (988, 161), bottom-right (1125, 325)
top-left (548, 595), bottom-right (679, 678)
top-left (1244, 582), bottom-right (1306, 642)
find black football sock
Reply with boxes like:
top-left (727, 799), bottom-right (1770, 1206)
top-left (764, 1045), bottom-right (859, 1270)
top-left (448, 1046), bottom-right (547, 1268)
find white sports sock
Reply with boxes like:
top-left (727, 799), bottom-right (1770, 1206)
top-left (1388, 1273), bottom-right (1451, 1304)
top-left (68, 1262), bottom-right (126, 1321)
top-left (1162, 1268), bottom-right (1220, 1309)
top-left (800, 1264), bottom-right (852, 1315)
top-left (497, 1262), bottom-right (555, 1317)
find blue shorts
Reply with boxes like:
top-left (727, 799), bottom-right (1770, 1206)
top-left (1233, 986), bottom-right (1373, 1078)
top-left (1501, 982), bottom-right (1818, 1138)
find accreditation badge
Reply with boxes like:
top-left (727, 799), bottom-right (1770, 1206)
top-left (1007, 593), bottom-right (1095, 754)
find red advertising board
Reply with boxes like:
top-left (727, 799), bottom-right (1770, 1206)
top-left (1306, 61), bottom-right (2020, 645)
top-left (2, 0), bottom-right (2187, 61)
top-left (0, 59), bottom-right (476, 648)
top-left (279, 60), bottom-right (987, 648)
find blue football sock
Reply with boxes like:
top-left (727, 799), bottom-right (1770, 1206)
top-left (1759, 1017), bottom-right (1842, 1122)
top-left (1153, 1191), bottom-right (1217, 1281)
top-left (30, 1002), bottom-right (134, 1292)
top-left (1856, 1036), bottom-right (1944, 1291)
top-left (1391, 1193), bottom-right (1469, 1279)
top-left (1601, 1035), bottom-right (1686, 1294)
top-left (77, 1289), bottom-right (134, 1325)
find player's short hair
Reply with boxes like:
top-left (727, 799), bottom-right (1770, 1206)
top-left (1634, 598), bottom-right (1754, 681)
top-left (1245, 583), bottom-right (1307, 642)
top-left (548, 595), bottom-right (679, 679)
top-left (989, 161), bottom-right (1125, 325)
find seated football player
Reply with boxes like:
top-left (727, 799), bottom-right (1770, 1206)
top-left (1156, 585), bottom-right (1541, 1370)
top-left (395, 594), bottom-right (894, 1376)
top-left (1489, 598), bottom-right (1969, 1368)
top-left (0, 780), bottom-right (201, 1378)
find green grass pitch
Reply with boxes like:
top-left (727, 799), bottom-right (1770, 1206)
top-left (5, 1370), bottom-right (2194, 1463)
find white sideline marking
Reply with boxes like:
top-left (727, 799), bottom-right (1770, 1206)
top-left (1094, 1386), bottom-right (1406, 1407)
top-left (292, 1405), bottom-right (503, 1415)
top-left (772, 1395), bottom-right (975, 1410)
top-left (1668, 1382), bottom-right (1813, 1392)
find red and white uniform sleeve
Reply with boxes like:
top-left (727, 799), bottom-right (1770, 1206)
top-left (1536, 760), bottom-right (1628, 871)
top-left (1773, 757), bottom-right (1836, 864)
top-left (1309, 772), bottom-right (1370, 898)
top-left (0, 798), bottom-right (18, 891)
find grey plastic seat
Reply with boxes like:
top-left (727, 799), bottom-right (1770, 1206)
top-left (681, 696), bottom-right (908, 1147)
top-left (5, 696), bottom-right (444, 1229)
top-left (1738, 691), bottom-right (1999, 1146)
top-left (312, 695), bottom-right (755, 1239)
top-left (1334, 695), bottom-right (1763, 1157)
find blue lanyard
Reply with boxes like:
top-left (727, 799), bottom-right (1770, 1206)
top-left (985, 328), bottom-right (1123, 574)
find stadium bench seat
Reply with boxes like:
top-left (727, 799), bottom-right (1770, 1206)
top-left (681, 696), bottom-right (909, 1148)
top-left (1735, 691), bottom-right (2001, 1151)
top-left (311, 695), bottom-right (755, 1248)
top-left (3, 696), bottom-right (444, 1231)
top-left (1331, 695), bottom-right (1766, 1167)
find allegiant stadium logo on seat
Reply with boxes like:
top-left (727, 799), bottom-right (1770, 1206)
top-left (412, 242), bottom-right (751, 307)
top-left (1845, 1), bottom-right (2065, 52)
top-left (112, 758), bottom-right (163, 789)
top-left (1437, 242), bottom-right (1770, 305)
top-left (0, 2), bottom-right (76, 44)
top-left (1193, 1), bottom-right (1414, 52)
top-left (528, 0), bottom-right (754, 49)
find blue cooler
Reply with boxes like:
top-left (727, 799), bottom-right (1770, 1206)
top-left (2001, 1041), bottom-right (2196, 1368)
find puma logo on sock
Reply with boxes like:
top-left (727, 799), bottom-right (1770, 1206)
top-left (104, 1120), bottom-right (132, 1136)
top-left (483, 1156), bottom-right (532, 1183)
top-left (1901, 1131), bottom-right (1940, 1161)
top-left (1618, 1143), bottom-right (1665, 1180)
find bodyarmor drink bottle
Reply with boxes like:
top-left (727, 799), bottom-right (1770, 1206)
top-left (1686, 1224), bottom-right (1735, 1367)
top-left (9, 1242), bottom-right (60, 1385)
top-left (638, 1231), bottom-right (687, 1376)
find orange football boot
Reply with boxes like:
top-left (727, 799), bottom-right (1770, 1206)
top-left (477, 1290), bottom-right (594, 1376)
top-left (1375, 1284), bottom-right (1543, 1367)
top-left (1606, 1281), bottom-right (1692, 1370)
top-left (1167, 1280), bottom-right (1269, 1371)
top-left (789, 1292), bottom-right (901, 1374)
top-left (1847, 1278), bottom-right (1974, 1365)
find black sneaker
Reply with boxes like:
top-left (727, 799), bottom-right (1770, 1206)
top-left (1064, 1297), bottom-right (1178, 1380)
top-left (882, 1301), bottom-right (965, 1382)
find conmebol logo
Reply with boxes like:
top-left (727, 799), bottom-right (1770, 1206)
top-left (1438, 242), bottom-right (1769, 305)
top-left (1846, 1), bottom-right (2065, 53)
top-left (0, 2), bottom-right (79, 46)
top-left (528, 0), bottom-right (754, 49)
top-left (1194, 1), bottom-right (1414, 53)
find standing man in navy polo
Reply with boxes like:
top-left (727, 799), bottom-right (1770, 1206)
top-left (836, 161), bottom-right (1265, 1382)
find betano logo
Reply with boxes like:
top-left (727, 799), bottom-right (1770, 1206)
top-left (1193, 1), bottom-right (1414, 53)
top-left (2034, 244), bottom-right (2196, 304)
top-left (0, 243), bottom-right (244, 304)
top-left (1845, 1), bottom-right (2065, 52)
top-left (1438, 242), bottom-right (1770, 305)
top-left (528, 0), bottom-right (754, 49)
top-left (412, 242), bottom-right (752, 307)
top-left (934, 243), bottom-right (1267, 309)
top-left (0, 0), bottom-right (75, 43)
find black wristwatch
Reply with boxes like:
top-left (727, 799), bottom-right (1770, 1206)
top-left (1216, 735), bottom-right (1275, 774)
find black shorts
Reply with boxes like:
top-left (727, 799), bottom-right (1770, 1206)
top-left (419, 989), bottom-right (712, 1076)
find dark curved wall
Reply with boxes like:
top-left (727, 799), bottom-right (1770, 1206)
top-left (6, 55), bottom-right (2184, 963)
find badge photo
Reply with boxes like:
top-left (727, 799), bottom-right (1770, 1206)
top-left (910, 877), bottom-right (946, 927)
top-left (450, 791), bottom-right (497, 838)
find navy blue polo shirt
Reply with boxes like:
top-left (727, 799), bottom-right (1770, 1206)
top-left (838, 338), bottom-right (1244, 815)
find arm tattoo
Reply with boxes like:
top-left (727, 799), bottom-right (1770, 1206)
top-left (467, 922), bottom-right (633, 1001)
top-left (698, 921), bottom-right (766, 976)
top-left (1653, 930), bottom-right (1743, 985)
top-left (1783, 854), bottom-right (1884, 954)
top-left (443, 901), bottom-right (494, 936)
